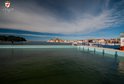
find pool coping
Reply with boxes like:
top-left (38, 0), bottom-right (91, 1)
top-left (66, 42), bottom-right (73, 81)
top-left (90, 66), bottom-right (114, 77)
top-left (77, 46), bottom-right (124, 57)
top-left (0, 45), bottom-right (76, 48)
top-left (0, 45), bottom-right (123, 57)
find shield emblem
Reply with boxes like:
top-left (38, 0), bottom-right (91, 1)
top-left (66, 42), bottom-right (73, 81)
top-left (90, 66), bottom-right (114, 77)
top-left (5, 1), bottom-right (11, 8)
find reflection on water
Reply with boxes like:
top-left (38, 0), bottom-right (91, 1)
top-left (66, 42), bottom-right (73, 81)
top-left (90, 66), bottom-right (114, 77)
top-left (0, 47), bottom-right (124, 84)
top-left (118, 56), bottom-right (124, 74)
top-left (119, 62), bottom-right (124, 73)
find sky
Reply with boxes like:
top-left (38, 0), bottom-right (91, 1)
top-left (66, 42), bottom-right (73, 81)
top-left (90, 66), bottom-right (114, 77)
top-left (0, 0), bottom-right (124, 41)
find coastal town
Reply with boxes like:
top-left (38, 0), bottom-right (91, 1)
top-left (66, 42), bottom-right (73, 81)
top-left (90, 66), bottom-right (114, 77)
top-left (47, 38), bottom-right (120, 45)
top-left (47, 32), bottom-right (124, 50)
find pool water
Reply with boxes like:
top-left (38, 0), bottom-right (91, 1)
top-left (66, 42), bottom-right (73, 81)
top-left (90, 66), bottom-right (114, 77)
top-left (0, 47), bottom-right (124, 84)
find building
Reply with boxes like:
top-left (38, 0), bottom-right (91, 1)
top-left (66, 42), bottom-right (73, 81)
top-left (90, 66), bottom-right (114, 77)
top-left (120, 32), bottom-right (124, 50)
top-left (47, 38), bottom-right (64, 43)
top-left (97, 39), bottom-right (106, 44)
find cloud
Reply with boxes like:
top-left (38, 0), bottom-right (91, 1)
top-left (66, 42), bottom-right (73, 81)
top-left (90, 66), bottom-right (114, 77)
top-left (0, 0), bottom-right (123, 34)
top-left (0, 32), bottom-right (57, 38)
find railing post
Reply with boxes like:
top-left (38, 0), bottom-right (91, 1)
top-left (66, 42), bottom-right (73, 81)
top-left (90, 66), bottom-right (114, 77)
top-left (94, 48), bottom-right (96, 54)
top-left (102, 49), bottom-right (105, 56)
top-left (115, 51), bottom-right (118, 57)
top-left (88, 47), bottom-right (89, 52)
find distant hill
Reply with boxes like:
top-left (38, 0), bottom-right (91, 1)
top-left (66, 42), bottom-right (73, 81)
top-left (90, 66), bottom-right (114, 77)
top-left (0, 35), bottom-right (26, 44)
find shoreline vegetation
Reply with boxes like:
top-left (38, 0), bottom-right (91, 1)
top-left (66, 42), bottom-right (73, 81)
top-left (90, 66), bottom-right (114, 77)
top-left (0, 35), bottom-right (26, 44)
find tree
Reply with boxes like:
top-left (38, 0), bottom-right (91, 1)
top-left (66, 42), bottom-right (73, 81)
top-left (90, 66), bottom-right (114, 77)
top-left (0, 35), bottom-right (26, 44)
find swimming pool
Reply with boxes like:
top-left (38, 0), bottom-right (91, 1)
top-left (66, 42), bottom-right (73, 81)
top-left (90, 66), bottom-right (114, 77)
top-left (0, 45), bottom-right (124, 84)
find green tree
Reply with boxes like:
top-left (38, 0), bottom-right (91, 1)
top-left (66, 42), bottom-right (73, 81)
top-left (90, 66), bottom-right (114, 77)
top-left (0, 35), bottom-right (26, 44)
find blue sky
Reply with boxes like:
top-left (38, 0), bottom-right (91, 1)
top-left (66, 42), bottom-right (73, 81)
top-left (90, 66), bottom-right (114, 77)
top-left (0, 0), bottom-right (124, 41)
